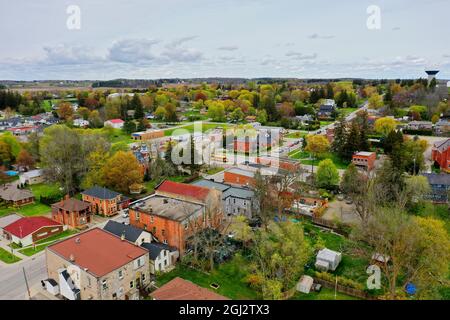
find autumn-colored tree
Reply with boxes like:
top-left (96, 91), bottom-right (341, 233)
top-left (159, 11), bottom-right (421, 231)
top-left (16, 149), bottom-right (35, 170)
top-left (304, 134), bottom-right (330, 174)
top-left (101, 151), bottom-right (143, 193)
top-left (77, 107), bottom-right (90, 120)
top-left (0, 141), bottom-right (13, 166)
top-left (57, 102), bottom-right (74, 121)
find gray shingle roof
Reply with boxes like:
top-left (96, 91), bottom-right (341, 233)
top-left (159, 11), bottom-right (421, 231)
top-left (103, 220), bottom-right (144, 243)
top-left (81, 186), bottom-right (121, 200)
top-left (140, 242), bottom-right (173, 260)
top-left (422, 173), bottom-right (450, 186)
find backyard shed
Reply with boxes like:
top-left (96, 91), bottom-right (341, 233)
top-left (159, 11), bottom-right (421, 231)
top-left (296, 275), bottom-right (314, 294)
top-left (315, 248), bottom-right (342, 272)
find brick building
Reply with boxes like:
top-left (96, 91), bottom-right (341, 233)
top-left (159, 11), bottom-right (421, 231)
top-left (131, 129), bottom-right (164, 141)
top-left (432, 139), bottom-right (450, 173)
top-left (3, 216), bottom-right (63, 247)
top-left (51, 196), bottom-right (92, 229)
top-left (223, 168), bottom-right (256, 187)
top-left (128, 195), bottom-right (205, 255)
top-left (81, 186), bottom-right (129, 217)
top-left (352, 151), bottom-right (376, 171)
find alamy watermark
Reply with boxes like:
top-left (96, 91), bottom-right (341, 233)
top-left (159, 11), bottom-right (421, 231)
top-left (366, 5), bottom-right (381, 30)
top-left (66, 5), bottom-right (81, 30)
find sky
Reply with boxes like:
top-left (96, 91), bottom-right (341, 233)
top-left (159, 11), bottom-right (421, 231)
top-left (1, 0), bottom-right (450, 80)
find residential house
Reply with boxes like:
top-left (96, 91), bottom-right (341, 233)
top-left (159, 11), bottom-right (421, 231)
top-left (51, 196), bottom-right (92, 229)
top-left (103, 220), bottom-right (154, 245)
top-left (19, 169), bottom-right (45, 185)
top-left (317, 99), bottom-right (336, 119)
top-left (406, 121), bottom-right (433, 131)
top-left (431, 139), bottom-right (450, 173)
top-left (6, 125), bottom-right (39, 136)
top-left (45, 228), bottom-right (149, 300)
top-left (73, 119), bottom-right (89, 128)
top-left (140, 242), bottom-right (177, 274)
top-left (315, 248), bottom-right (342, 272)
top-left (435, 119), bottom-right (450, 136)
top-left (150, 277), bottom-right (229, 300)
top-left (128, 195), bottom-right (205, 255)
top-left (352, 151), bottom-right (376, 171)
top-left (3, 216), bottom-right (63, 247)
top-left (290, 192), bottom-right (329, 217)
top-left (104, 119), bottom-right (125, 129)
top-left (81, 186), bottom-right (130, 217)
top-left (0, 184), bottom-right (35, 206)
top-left (422, 173), bottom-right (450, 203)
top-left (256, 156), bottom-right (302, 172)
top-left (191, 179), bottom-right (256, 218)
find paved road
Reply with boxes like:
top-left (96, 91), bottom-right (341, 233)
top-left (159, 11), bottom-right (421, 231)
top-left (0, 254), bottom-right (46, 300)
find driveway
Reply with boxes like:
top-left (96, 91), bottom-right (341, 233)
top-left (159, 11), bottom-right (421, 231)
top-left (322, 199), bottom-right (360, 225)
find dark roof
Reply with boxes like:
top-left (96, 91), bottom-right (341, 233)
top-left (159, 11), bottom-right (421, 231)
top-left (81, 186), bottom-right (121, 200)
top-left (422, 173), bottom-right (450, 186)
top-left (52, 198), bottom-right (90, 212)
top-left (140, 242), bottom-right (173, 260)
top-left (319, 105), bottom-right (335, 112)
top-left (103, 220), bottom-right (144, 243)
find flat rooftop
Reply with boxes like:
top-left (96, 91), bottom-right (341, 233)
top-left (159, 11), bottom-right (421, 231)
top-left (354, 151), bottom-right (375, 157)
top-left (130, 195), bottom-right (203, 222)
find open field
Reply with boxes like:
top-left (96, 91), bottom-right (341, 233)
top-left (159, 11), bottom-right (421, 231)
top-left (0, 203), bottom-right (51, 218)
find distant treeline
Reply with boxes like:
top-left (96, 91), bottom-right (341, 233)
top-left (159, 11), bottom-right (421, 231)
top-left (0, 90), bottom-right (25, 110)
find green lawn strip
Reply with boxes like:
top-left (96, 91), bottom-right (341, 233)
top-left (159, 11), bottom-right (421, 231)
top-left (164, 123), bottom-right (228, 137)
top-left (300, 153), bottom-right (350, 170)
top-left (338, 108), bottom-right (357, 117)
top-left (29, 183), bottom-right (63, 199)
top-left (291, 287), bottom-right (358, 300)
top-left (34, 229), bottom-right (79, 245)
top-left (0, 203), bottom-right (51, 218)
top-left (206, 167), bottom-right (224, 175)
top-left (156, 255), bottom-right (259, 300)
top-left (0, 247), bottom-right (21, 263)
top-left (16, 230), bottom-right (79, 257)
top-left (18, 243), bottom-right (48, 256)
top-left (285, 131), bottom-right (308, 139)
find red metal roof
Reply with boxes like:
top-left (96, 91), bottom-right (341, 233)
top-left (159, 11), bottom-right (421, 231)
top-left (4, 216), bottom-right (62, 238)
top-left (156, 180), bottom-right (210, 202)
top-left (107, 119), bottom-right (124, 124)
top-left (48, 228), bottom-right (148, 277)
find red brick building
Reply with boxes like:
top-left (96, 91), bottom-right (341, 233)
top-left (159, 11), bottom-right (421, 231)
top-left (432, 139), bottom-right (450, 173)
top-left (223, 168), bottom-right (256, 187)
top-left (352, 151), bottom-right (376, 171)
top-left (81, 186), bottom-right (129, 217)
top-left (128, 195), bottom-right (205, 255)
top-left (51, 196), bottom-right (92, 229)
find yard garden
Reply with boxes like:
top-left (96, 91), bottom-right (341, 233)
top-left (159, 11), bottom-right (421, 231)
top-left (0, 247), bottom-right (21, 264)
top-left (288, 148), bottom-right (350, 170)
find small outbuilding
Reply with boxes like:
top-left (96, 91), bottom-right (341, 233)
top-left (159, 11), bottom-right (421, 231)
top-left (296, 275), bottom-right (314, 294)
top-left (315, 248), bottom-right (342, 272)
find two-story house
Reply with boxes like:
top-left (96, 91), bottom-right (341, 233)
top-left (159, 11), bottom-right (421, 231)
top-left (81, 186), bottom-right (130, 217)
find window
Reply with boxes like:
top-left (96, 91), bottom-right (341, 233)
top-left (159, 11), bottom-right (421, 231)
top-left (130, 280), bottom-right (134, 289)
top-left (152, 227), bottom-right (156, 234)
top-left (150, 216), bottom-right (154, 223)
top-left (102, 280), bottom-right (107, 290)
top-left (161, 229), bottom-right (165, 236)
top-left (164, 260), bottom-right (167, 266)
top-left (163, 240), bottom-right (168, 244)
top-left (184, 223), bottom-right (188, 230)
top-left (164, 250), bottom-right (167, 257)
top-left (87, 276), bottom-right (91, 287)
top-left (118, 270), bottom-right (123, 280)
top-left (143, 224), bottom-right (147, 230)
top-left (141, 273), bottom-right (146, 283)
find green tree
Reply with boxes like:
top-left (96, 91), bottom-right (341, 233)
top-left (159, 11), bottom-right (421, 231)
top-left (316, 159), bottom-right (339, 189)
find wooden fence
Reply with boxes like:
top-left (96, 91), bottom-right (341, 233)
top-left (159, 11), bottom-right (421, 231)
top-left (313, 278), bottom-right (376, 300)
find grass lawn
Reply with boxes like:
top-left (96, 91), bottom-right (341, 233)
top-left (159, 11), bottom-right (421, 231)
top-left (285, 131), bottom-right (308, 139)
top-left (18, 243), bottom-right (48, 256)
top-left (320, 121), bottom-right (334, 127)
top-left (156, 254), bottom-right (259, 300)
top-left (206, 167), bottom-right (224, 175)
top-left (34, 229), bottom-right (78, 245)
top-left (18, 230), bottom-right (79, 256)
top-left (410, 202), bottom-right (450, 233)
top-left (338, 108), bottom-right (357, 117)
top-left (29, 183), bottom-right (63, 199)
top-left (164, 123), bottom-right (228, 137)
top-left (0, 247), bottom-right (21, 264)
top-left (0, 203), bottom-right (51, 218)
top-left (300, 153), bottom-right (350, 170)
top-left (292, 287), bottom-right (358, 300)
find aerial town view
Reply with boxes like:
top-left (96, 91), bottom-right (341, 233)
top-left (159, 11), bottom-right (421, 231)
top-left (0, 0), bottom-right (449, 310)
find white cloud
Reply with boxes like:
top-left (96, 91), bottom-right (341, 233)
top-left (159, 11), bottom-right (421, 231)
top-left (285, 51), bottom-right (318, 60)
top-left (42, 44), bottom-right (103, 65)
top-left (217, 45), bottom-right (239, 51)
top-left (308, 33), bottom-right (335, 40)
top-left (108, 39), bottom-right (161, 63)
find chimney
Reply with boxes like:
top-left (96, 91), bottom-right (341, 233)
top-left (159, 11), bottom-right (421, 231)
top-left (64, 194), bottom-right (70, 200)
top-left (69, 254), bottom-right (75, 262)
top-left (75, 237), bottom-right (81, 244)
top-left (121, 233), bottom-right (125, 241)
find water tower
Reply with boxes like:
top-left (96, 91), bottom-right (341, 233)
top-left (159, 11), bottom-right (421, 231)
top-left (425, 70), bottom-right (439, 83)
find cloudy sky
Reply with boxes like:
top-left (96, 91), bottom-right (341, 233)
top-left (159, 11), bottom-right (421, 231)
top-left (1, 0), bottom-right (450, 80)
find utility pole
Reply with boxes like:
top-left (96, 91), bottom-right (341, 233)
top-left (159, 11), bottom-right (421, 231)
top-left (335, 275), bottom-right (338, 300)
top-left (23, 267), bottom-right (31, 300)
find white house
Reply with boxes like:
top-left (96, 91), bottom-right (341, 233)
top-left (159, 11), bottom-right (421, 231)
top-left (73, 119), bottom-right (89, 127)
top-left (104, 119), bottom-right (125, 129)
top-left (315, 248), bottom-right (342, 272)
top-left (141, 242), bottom-right (178, 274)
top-left (103, 220), bottom-right (154, 245)
top-left (19, 169), bottom-right (45, 185)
